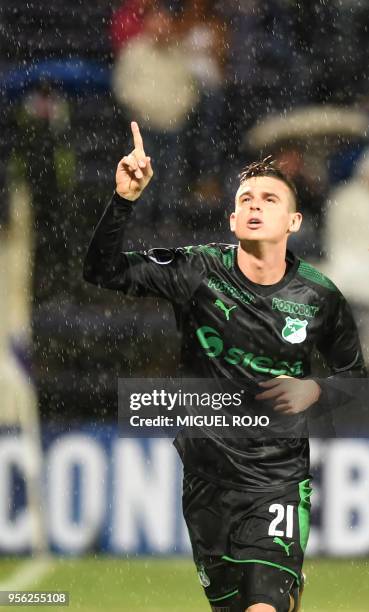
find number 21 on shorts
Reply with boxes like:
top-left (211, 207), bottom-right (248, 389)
top-left (268, 503), bottom-right (294, 538)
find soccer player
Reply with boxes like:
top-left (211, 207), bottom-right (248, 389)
top-left (83, 122), bottom-right (366, 612)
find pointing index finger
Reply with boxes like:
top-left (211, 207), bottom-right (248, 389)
top-left (131, 121), bottom-right (145, 154)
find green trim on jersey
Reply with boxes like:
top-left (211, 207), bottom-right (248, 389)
top-left (208, 589), bottom-right (239, 603)
top-left (125, 251), bottom-right (142, 261)
top-left (298, 261), bottom-right (337, 291)
top-left (221, 557), bottom-right (300, 585)
top-left (222, 248), bottom-right (235, 271)
top-left (298, 479), bottom-right (312, 552)
top-left (193, 245), bottom-right (235, 270)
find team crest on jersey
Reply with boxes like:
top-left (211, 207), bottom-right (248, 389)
top-left (197, 564), bottom-right (211, 587)
top-left (282, 317), bottom-right (308, 344)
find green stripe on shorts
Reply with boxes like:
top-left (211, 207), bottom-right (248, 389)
top-left (221, 557), bottom-right (300, 586)
top-left (208, 588), bottom-right (239, 603)
top-left (298, 478), bottom-right (312, 552)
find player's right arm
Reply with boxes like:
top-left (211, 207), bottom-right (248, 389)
top-left (83, 122), bottom-right (205, 303)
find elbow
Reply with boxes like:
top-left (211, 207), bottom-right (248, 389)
top-left (82, 259), bottom-right (115, 288)
top-left (82, 259), bottom-right (99, 285)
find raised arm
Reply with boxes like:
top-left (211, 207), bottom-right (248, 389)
top-left (83, 122), bottom-right (205, 302)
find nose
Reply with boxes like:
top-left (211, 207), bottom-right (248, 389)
top-left (250, 201), bottom-right (261, 211)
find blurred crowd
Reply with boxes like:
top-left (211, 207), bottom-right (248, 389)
top-left (2, 0), bottom-right (369, 418)
top-left (108, 0), bottom-right (369, 256)
top-left (6, 0), bottom-right (369, 267)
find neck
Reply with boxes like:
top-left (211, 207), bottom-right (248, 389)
top-left (237, 241), bottom-right (288, 285)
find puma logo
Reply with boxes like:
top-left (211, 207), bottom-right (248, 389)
top-left (214, 299), bottom-right (237, 321)
top-left (273, 537), bottom-right (294, 557)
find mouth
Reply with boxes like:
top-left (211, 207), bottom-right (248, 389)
top-left (246, 218), bottom-right (263, 230)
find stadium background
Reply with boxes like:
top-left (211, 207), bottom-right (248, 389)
top-left (0, 1), bottom-right (369, 610)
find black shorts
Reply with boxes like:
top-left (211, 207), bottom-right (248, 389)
top-left (183, 471), bottom-right (312, 608)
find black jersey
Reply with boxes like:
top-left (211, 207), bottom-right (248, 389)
top-left (83, 193), bottom-right (366, 491)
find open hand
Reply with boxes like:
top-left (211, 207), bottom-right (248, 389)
top-left (255, 375), bottom-right (321, 415)
top-left (116, 121), bottom-right (153, 201)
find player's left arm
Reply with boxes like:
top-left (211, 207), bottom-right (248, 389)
top-left (312, 290), bottom-right (367, 408)
top-left (256, 292), bottom-right (367, 415)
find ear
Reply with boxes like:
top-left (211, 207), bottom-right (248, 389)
top-left (230, 211), bottom-right (236, 232)
top-left (288, 212), bottom-right (302, 234)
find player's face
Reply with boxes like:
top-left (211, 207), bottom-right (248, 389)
top-left (230, 176), bottom-right (302, 243)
